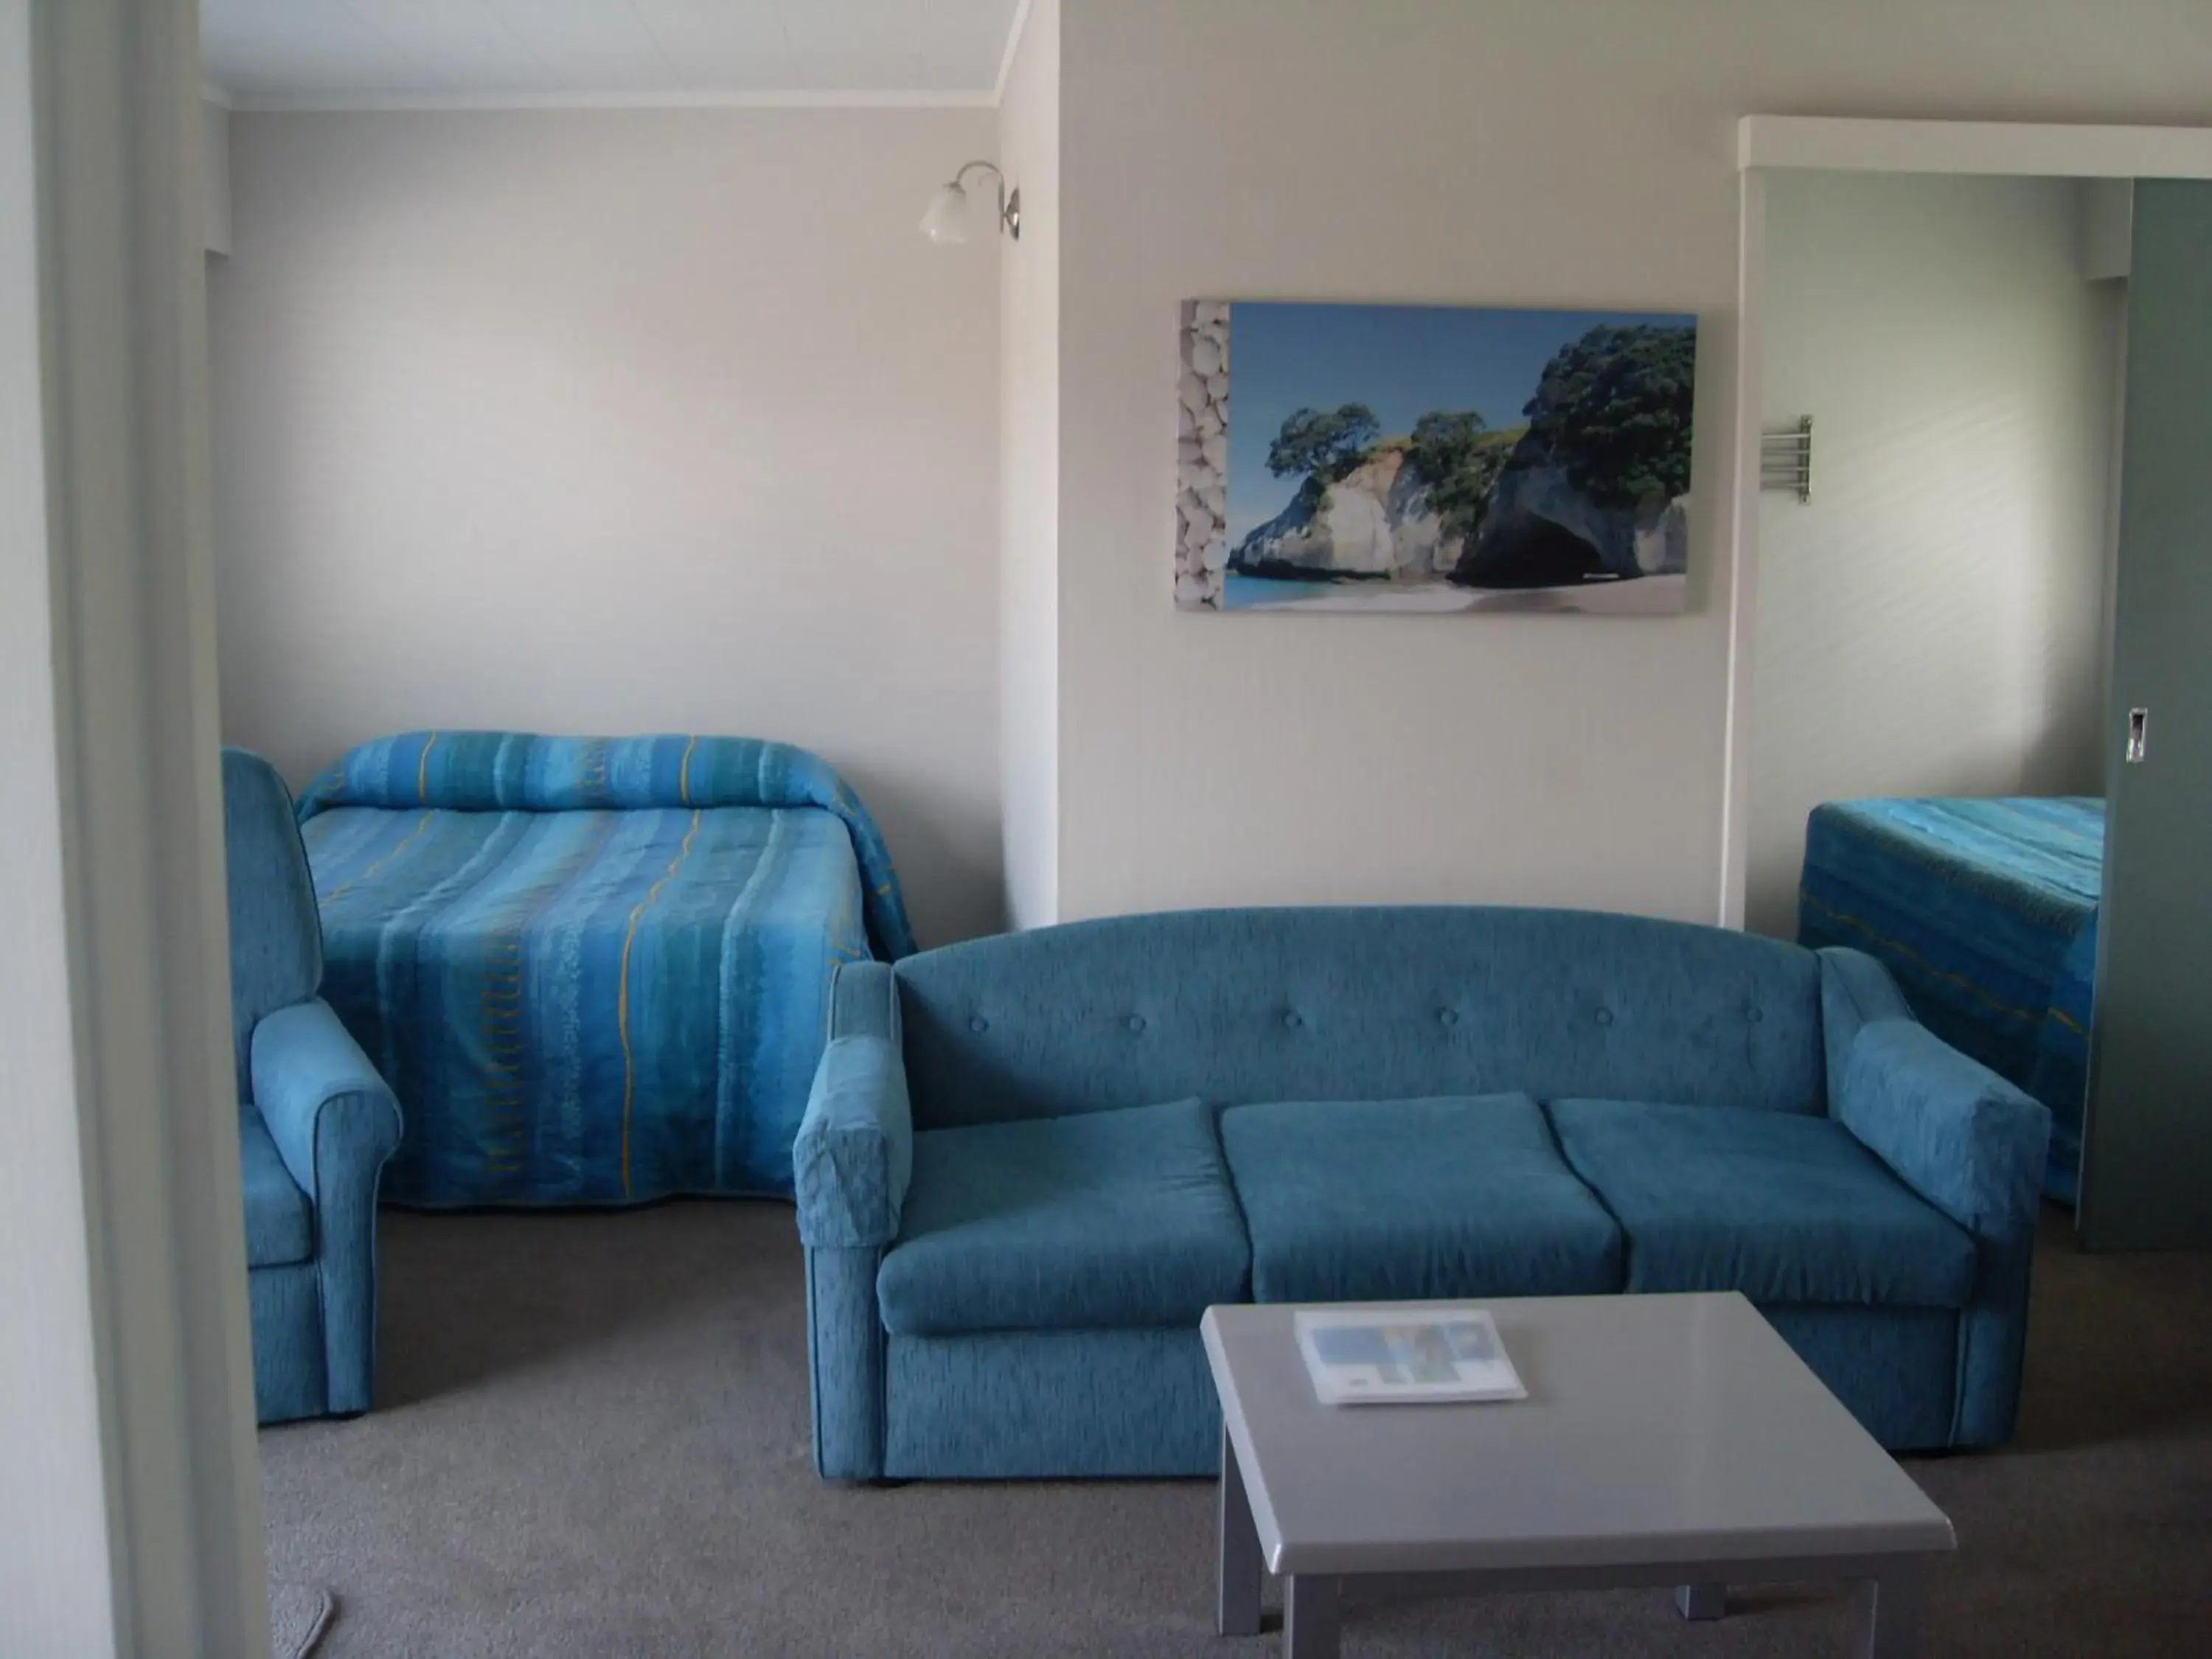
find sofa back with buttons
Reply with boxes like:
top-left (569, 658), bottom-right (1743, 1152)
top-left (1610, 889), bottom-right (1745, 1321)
top-left (891, 907), bottom-right (1826, 1132)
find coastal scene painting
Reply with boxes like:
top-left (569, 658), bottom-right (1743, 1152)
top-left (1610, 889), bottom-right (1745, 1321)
top-left (1174, 301), bottom-right (1697, 613)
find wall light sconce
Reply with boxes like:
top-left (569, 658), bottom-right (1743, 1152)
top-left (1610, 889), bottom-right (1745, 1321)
top-left (920, 159), bottom-right (1020, 243)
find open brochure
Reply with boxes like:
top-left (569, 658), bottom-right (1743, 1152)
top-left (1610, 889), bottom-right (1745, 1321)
top-left (1294, 1307), bottom-right (1526, 1405)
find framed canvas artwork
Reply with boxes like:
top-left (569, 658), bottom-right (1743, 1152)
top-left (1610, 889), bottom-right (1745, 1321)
top-left (1175, 301), bottom-right (1698, 613)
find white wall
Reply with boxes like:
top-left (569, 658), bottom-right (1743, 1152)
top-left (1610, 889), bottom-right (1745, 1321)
top-left (1040, 0), bottom-right (2210, 927)
top-left (209, 108), bottom-right (1004, 946)
top-left (1745, 172), bottom-right (2122, 937)
top-left (998, 0), bottom-right (1060, 928)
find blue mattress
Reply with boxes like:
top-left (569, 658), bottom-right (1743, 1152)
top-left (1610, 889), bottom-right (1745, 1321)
top-left (298, 732), bottom-right (914, 1208)
top-left (1798, 796), bottom-right (2102, 1205)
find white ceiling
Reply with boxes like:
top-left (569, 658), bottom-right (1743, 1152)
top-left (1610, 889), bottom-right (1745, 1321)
top-left (201, 1), bottom-right (1029, 109)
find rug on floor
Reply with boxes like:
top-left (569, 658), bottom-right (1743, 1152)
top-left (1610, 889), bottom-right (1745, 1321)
top-left (269, 1579), bottom-right (333, 1659)
top-left (259, 1203), bottom-right (2212, 1658)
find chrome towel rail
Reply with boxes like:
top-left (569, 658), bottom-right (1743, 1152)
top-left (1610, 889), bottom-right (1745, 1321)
top-left (1761, 416), bottom-right (1813, 504)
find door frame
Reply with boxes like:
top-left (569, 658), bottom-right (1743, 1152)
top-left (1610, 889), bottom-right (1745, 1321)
top-left (1, 1), bottom-right (268, 1653)
top-left (1717, 116), bottom-right (2212, 928)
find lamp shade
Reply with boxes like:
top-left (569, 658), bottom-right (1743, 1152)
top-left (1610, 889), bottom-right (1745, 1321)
top-left (919, 181), bottom-right (970, 243)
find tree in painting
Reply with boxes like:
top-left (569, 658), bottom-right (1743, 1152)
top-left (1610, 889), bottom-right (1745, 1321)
top-left (1402, 409), bottom-right (1508, 539)
top-left (1516, 324), bottom-right (1697, 509)
top-left (1266, 403), bottom-right (1381, 501)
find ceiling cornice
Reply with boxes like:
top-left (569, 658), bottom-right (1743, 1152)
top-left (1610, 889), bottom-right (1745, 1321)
top-left (991, 0), bottom-right (1035, 107)
top-left (221, 87), bottom-right (998, 114)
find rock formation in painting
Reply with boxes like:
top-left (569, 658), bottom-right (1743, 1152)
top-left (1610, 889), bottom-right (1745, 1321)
top-left (1229, 444), bottom-right (1462, 580)
top-left (1453, 323), bottom-right (1695, 587)
top-left (1230, 321), bottom-right (1695, 591)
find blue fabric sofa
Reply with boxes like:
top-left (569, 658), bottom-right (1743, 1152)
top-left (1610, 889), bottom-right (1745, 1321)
top-left (224, 749), bottom-right (404, 1424)
top-left (793, 908), bottom-right (2051, 1480)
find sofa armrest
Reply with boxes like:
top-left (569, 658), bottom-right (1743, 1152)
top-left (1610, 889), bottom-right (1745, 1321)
top-left (793, 1034), bottom-right (913, 1249)
top-left (1835, 1020), bottom-right (2050, 1242)
top-left (828, 959), bottom-right (899, 1043)
top-left (806, 1245), bottom-right (889, 1480)
top-left (1834, 1017), bottom-right (2051, 1447)
top-left (250, 998), bottom-right (402, 1415)
top-left (1818, 947), bottom-right (1915, 1105)
top-left (250, 998), bottom-right (403, 1207)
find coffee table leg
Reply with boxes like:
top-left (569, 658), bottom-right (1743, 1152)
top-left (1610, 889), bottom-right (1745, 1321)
top-left (1217, 1425), bottom-right (1263, 1637)
top-left (1282, 1574), bottom-right (1341, 1659)
top-left (1675, 1582), bottom-right (1726, 1621)
top-left (1858, 1560), bottom-right (1925, 1659)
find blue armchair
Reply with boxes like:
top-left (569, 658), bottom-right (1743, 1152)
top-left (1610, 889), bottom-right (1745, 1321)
top-left (223, 748), bottom-right (403, 1424)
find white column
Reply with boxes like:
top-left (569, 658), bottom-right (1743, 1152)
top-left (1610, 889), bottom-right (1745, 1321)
top-left (0, 2), bottom-right (267, 1655)
top-left (0, 4), bottom-right (121, 1651)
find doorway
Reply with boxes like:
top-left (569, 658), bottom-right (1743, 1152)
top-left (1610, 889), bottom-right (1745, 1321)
top-left (1724, 119), bottom-right (2212, 1250)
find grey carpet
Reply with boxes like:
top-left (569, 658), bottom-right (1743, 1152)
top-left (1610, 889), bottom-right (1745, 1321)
top-left (268, 1579), bottom-right (333, 1658)
top-left (260, 1205), bottom-right (2212, 1658)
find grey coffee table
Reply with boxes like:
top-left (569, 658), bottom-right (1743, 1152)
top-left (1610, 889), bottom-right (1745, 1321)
top-left (1201, 1293), bottom-right (1955, 1658)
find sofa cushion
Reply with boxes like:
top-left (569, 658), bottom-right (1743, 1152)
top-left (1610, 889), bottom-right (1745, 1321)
top-left (238, 1103), bottom-right (315, 1267)
top-left (1548, 1099), bottom-right (1977, 1308)
top-left (877, 1097), bottom-right (1251, 1337)
top-left (1220, 1095), bottom-right (1624, 1304)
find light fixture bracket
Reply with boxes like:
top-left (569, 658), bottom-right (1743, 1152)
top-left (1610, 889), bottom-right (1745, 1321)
top-left (946, 159), bottom-right (1020, 241)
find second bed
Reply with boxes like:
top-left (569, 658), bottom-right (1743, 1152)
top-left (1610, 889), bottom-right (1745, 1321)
top-left (1797, 795), bottom-right (2103, 1204)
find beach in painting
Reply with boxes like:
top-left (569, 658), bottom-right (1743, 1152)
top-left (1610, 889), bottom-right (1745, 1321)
top-left (1222, 571), bottom-right (1688, 613)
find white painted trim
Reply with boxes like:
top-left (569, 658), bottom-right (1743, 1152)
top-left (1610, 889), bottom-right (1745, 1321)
top-left (226, 86), bottom-right (997, 114)
top-left (10, 2), bottom-right (268, 1653)
top-left (0, 4), bottom-right (122, 1645)
top-left (1717, 166), bottom-right (1767, 931)
top-left (201, 98), bottom-right (231, 257)
top-left (1739, 116), bottom-right (2212, 179)
top-left (993, 0), bottom-right (1037, 107)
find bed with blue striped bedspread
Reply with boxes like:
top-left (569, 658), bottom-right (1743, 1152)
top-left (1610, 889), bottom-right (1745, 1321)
top-left (297, 732), bottom-right (914, 1208)
top-left (1797, 795), bottom-right (2101, 1205)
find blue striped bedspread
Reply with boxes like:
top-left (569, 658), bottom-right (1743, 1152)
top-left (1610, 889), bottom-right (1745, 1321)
top-left (298, 733), bottom-right (914, 1208)
top-left (1797, 796), bottom-right (2102, 1203)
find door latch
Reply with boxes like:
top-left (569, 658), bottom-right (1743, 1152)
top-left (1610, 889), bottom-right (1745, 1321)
top-left (2126, 707), bottom-right (2149, 764)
